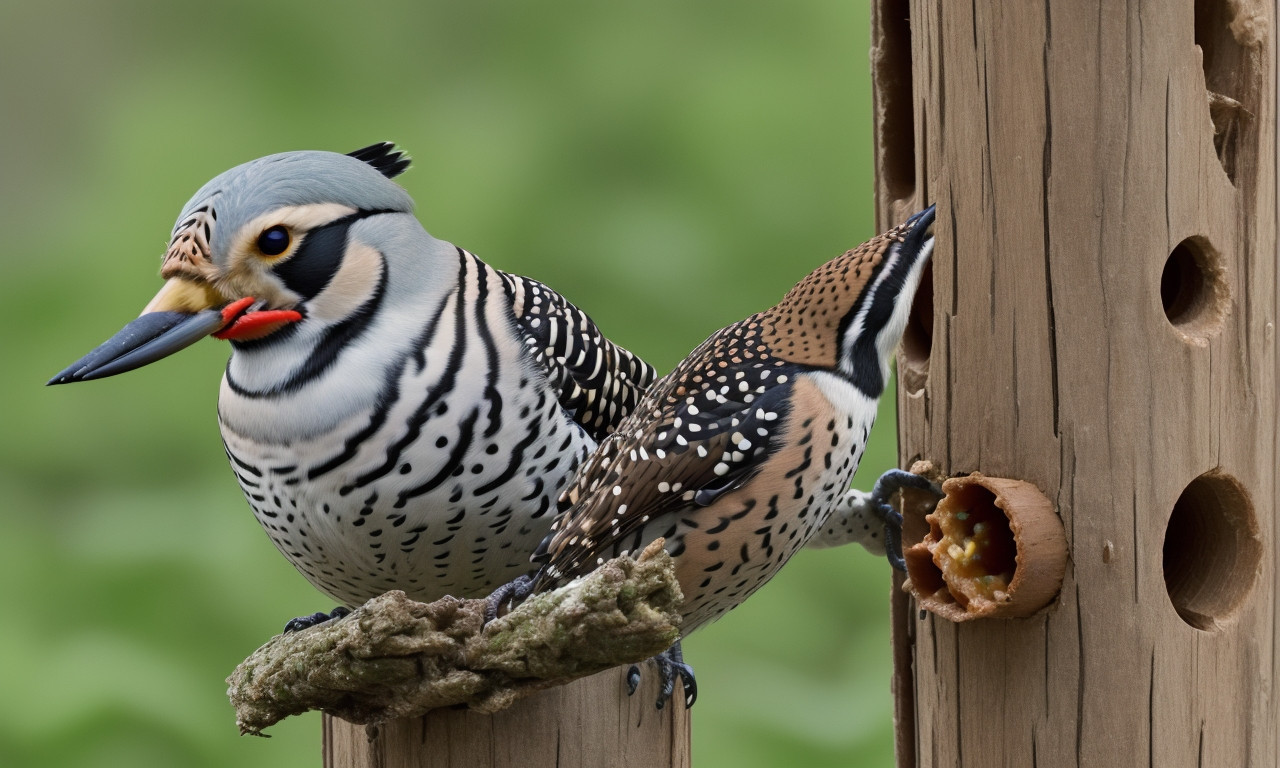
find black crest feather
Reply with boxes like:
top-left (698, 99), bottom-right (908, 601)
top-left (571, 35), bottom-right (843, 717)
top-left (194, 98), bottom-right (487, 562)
top-left (347, 142), bottom-right (411, 179)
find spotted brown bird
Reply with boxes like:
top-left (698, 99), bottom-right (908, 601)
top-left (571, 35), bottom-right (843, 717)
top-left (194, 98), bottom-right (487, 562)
top-left (49, 144), bottom-right (656, 630)
top-left (510, 205), bottom-right (937, 706)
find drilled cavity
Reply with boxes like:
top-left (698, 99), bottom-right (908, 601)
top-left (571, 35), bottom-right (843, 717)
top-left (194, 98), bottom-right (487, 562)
top-left (1163, 470), bottom-right (1261, 631)
top-left (931, 485), bottom-right (1018, 606)
top-left (873, 0), bottom-right (916, 202)
top-left (1160, 236), bottom-right (1228, 343)
top-left (903, 474), bottom-right (1065, 622)
top-left (899, 260), bottom-right (933, 394)
top-left (1194, 0), bottom-right (1262, 185)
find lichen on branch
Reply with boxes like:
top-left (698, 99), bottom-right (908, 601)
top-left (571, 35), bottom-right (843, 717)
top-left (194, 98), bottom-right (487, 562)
top-left (226, 539), bottom-right (682, 735)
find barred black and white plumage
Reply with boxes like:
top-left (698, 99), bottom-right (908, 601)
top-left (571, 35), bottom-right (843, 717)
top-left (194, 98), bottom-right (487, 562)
top-left (503, 274), bottom-right (654, 442)
top-left (49, 145), bottom-right (657, 612)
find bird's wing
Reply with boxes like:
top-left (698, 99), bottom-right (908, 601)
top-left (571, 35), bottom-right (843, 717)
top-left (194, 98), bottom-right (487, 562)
top-left (503, 275), bottom-right (657, 442)
top-left (533, 318), bottom-right (800, 583)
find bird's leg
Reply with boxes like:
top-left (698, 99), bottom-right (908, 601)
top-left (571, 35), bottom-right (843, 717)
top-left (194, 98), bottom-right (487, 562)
top-left (283, 606), bottom-right (351, 634)
top-left (628, 640), bottom-right (697, 709)
top-left (867, 469), bottom-right (942, 572)
top-left (483, 573), bottom-right (536, 624)
top-left (810, 469), bottom-right (942, 570)
top-left (879, 507), bottom-right (907, 572)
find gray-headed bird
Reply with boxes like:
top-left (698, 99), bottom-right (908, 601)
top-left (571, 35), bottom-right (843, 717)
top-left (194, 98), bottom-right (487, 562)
top-left (50, 144), bottom-right (656, 630)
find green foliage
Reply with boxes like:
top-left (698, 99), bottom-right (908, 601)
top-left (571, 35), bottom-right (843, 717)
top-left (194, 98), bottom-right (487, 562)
top-left (1, 1), bottom-right (896, 765)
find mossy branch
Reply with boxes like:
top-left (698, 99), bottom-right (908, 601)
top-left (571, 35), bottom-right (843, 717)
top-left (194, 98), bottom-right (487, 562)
top-left (226, 540), bottom-right (682, 735)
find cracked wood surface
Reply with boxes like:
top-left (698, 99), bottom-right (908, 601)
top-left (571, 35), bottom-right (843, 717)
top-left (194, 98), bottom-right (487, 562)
top-left (874, 1), bottom-right (1277, 766)
top-left (324, 666), bottom-right (692, 768)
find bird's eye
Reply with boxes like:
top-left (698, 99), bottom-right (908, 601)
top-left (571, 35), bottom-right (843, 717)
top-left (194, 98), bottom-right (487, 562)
top-left (257, 226), bottom-right (291, 256)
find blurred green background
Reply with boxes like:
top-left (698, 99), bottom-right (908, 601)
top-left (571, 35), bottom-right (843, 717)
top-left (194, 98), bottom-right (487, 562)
top-left (1, 1), bottom-right (901, 766)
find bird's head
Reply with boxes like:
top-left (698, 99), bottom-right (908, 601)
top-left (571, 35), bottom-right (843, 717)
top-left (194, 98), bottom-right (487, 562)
top-left (48, 143), bottom-right (414, 384)
top-left (762, 204), bottom-right (936, 398)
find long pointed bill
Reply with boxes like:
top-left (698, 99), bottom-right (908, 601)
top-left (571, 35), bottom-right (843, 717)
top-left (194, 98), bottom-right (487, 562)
top-left (47, 279), bottom-right (301, 385)
top-left (47, 308), bottom-right (228, 384)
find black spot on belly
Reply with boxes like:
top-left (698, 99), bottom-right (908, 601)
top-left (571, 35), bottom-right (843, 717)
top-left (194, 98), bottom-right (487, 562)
top-left (531, 497), bottom-right (551, 518)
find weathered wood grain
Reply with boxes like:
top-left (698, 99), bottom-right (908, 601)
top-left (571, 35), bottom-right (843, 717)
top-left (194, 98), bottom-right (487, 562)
top-left (323, 666), bottom-right (691, 768)
top-left (875, 1), bottom-right (1277, 766)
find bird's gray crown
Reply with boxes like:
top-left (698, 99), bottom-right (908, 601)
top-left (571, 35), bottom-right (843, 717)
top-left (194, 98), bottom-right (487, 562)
top-left (165, 147), bottom-right (416, 271)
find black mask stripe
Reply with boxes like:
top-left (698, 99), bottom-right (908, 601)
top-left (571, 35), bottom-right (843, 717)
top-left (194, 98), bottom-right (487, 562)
top-left (274, 209), bottom-right (394, 300)
top-left (843, 205), bottom-right (936, 398)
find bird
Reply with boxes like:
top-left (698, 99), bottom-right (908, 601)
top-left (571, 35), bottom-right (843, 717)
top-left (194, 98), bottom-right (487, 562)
top-left (501, 205), bottom-right (938, 708)
top-left (49, 143), bottom-right (657, 630)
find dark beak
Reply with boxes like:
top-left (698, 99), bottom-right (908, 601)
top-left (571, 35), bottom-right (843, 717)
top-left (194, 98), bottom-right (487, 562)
top-left (47, 308), bottom-right (227, 385)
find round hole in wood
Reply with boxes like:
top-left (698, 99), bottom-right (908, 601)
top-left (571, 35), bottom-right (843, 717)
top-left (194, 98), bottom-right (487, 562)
top-left (1162, 470), bottom-right (1261, 631)
top-left (899, 260), bottom-right (933, 393)
top-left (1160, 236), bottom-right (1228, 343)
top-left (902, 474), bottom-right (1066, 622)
top-left (930, 483), bottom-right (1019, 607)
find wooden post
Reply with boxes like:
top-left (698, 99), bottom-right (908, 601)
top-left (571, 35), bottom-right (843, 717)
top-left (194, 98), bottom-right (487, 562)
top-left (874, 1), bottom-right (1277, 766)
top-left (323, 667), bottom-right (691, 767)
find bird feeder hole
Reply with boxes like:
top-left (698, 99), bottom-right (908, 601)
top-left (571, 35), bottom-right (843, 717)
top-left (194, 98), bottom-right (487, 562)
top-left (1162, 469), bottom-right (1262, 631)
top-left (929, 483), bottom-right (1018, 603)
top-left (902, 474), bottom-right (1067, 622)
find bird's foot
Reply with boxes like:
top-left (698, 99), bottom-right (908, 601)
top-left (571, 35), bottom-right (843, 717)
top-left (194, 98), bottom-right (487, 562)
top-left (483, 573), bottom-right (536, 624)
top-left (283, 606), bottom-right (351, 634)
top-left (868, 469), bottom-right (943, 572)
top-left (627, 641), bottom-right (697, 710)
